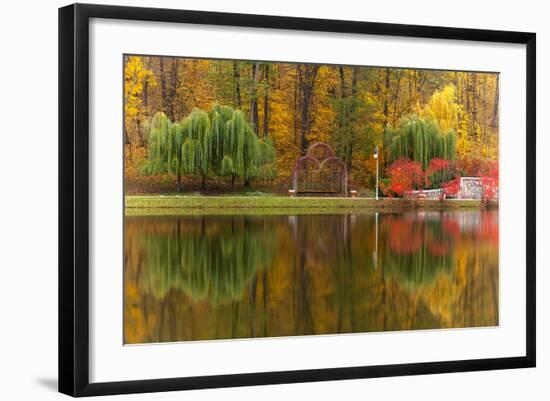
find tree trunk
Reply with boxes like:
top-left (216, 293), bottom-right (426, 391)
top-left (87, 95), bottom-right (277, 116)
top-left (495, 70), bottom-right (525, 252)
top-left (351, 67), bottom-right (358, 96)
top-left (293, 65), bottom-right (300, 145)
top-left (338, 66), bottom-right (348, 162)
top-left (169, 57), bottom-right (178, 121)
top-left (136, 119), bottom-right (145, 147)
top-left (453, 71), bottom-right (459, 95)
top-left (298, 65), bottom-right (320, 154)
top-left (159, 57), bottom-right (168, 116)
top-left (392, 70), bottom-right (403, 127)
top-left (346, 67), bottom-right (359, 171)
top-left (249, 63), bottom-right (261, 133)
top-left (481, 76), bottom-right (488, 143)
top-left (231, 175), bottom-right (235, 189)
top-left (471, 73), bottom-right (478, 141)
top-left (407, 70), bottom-right (413, 108)
top-left (177, 172), bottom-right (182, 192)
top-left (233, 61), bottom-right (242, 109)
top-left (263, 64), bottom-right (270, 139)
top-left (124, 127), bottom-right (130, 145)
top-left (339, 67), bottom-right (347, 97)
top-left (466, 75), bottom-right (473, 113)
top-left (491, 76), bottom-right (499, 129)
top-left (383, 68), bottom-right (391, 128)
top-left (143, 58), bottom-right (149, 110)
top-left (201, 174), bottom-right (206, 190)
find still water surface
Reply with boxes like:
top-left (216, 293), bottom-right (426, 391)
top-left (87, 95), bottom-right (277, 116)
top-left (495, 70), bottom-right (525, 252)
top-left (124, 211), bottom-right (498, 344)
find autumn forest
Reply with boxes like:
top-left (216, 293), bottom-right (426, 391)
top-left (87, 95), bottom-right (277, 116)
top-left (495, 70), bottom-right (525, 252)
top-left (124, 55), bottom-right (499, 196)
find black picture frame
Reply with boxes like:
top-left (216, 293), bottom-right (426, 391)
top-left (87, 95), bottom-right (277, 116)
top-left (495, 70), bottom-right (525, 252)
top-left (59, 3), bottom-right (536, 397)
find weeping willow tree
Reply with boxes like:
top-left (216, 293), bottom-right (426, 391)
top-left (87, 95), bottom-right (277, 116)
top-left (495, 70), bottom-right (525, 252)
top-left (180, 109), bottom-right (212, 189)
top-left (139, 112), bottom-right (188, 191)
top-left (140, 110), bottom-right (210, 190)
top-left (214, 108), bottom-right (276, 187)
top-left (222, 110), bottom-right (257, 186)
top-left (210, 104), bottom-right (235, 174)
top-left (384, 117), bottom-right (457, 170)
top-left (140, 105), bottom-right (276, 190)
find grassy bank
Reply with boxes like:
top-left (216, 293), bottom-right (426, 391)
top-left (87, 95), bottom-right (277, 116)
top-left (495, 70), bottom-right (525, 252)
top-left (125, 195), bottom-right (490, 216)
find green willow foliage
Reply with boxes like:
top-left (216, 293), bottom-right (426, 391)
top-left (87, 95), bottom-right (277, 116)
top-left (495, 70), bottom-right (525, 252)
top-left (141, 112), bottom-right (172, 175)
top-left (180, 109), bottom-right (211, 176)
top-left (140, 104), bottom-right (276, 188)
top-left (385, 117), bottom-right (457, 169)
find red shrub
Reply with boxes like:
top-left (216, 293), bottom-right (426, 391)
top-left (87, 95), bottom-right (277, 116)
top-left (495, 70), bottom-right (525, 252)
top-left (480, 162), bottom-right (499, 200)
top-left (381, 159), bottom-right (428, 197)
top-left (441, 176), bottom-right (462, 198)
top-left (427, 158), bottom-right (451, 174)
top-left (426, 158), bottom-right (457, 190)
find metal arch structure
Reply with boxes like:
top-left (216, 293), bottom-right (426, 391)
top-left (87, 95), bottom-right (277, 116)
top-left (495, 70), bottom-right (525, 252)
top-left (292, 142), bottom-right (348, 196)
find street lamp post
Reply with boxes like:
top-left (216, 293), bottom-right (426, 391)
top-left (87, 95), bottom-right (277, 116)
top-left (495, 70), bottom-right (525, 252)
top-left (374, 145), bottom-right (379, 200)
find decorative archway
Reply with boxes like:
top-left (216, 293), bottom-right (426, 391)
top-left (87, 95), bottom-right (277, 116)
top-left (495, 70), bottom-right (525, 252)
top-left (292, 142), bottom-right (348, 196)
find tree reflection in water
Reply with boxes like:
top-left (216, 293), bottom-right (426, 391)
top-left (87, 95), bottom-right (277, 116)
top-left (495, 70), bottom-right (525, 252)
top-left (124, 211), bottom-right (499, 344)
top-left (137, 216), bottom-right (275, 303)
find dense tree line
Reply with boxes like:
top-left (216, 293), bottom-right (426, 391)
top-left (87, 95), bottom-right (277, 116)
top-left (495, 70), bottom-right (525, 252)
top-left (124, 55), bottom-right (499, 192)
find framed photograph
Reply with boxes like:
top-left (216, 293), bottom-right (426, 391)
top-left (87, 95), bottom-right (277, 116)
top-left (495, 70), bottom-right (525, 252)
top-left (59, 3), bottom-right (536, 397)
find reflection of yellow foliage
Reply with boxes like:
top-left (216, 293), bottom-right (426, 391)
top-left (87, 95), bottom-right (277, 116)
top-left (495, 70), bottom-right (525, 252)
top-left (124, 213), bottom-right (498, 343)
top-left (408, 237), bottom-right (498, 328)
top-left (124, 222), bottom-right (160, 343)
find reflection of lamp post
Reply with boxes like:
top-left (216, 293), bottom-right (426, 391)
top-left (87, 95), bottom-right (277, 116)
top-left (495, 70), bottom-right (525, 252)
top-left (372, 211), bottom-right (379, 269)
top-left (374, 145), bottom-right (379, 200)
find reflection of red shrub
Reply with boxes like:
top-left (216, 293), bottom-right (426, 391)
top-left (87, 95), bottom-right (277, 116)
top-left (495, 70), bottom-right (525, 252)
top-left (387, 218), bottom-right (422, 254)
top-left (442, 217), bottom-right (461, 239)
top-left (382, 159), bottom-right (427, 197)
top-left (479, 213), bottom-right (499, 244)
top-left (427, 240), bottom-right (450, 256)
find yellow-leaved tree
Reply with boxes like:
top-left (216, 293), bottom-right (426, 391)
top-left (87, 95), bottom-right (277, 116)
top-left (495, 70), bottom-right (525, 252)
top-left (418, 84), bottom-right (471, 156)
top-left (124, 56), bottom-right (156, 145)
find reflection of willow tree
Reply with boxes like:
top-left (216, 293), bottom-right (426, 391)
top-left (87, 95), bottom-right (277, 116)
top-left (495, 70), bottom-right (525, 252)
top-left (380, 213), bottom-right (455, 288)
top-left (139, 216), bottom-right (276, 304)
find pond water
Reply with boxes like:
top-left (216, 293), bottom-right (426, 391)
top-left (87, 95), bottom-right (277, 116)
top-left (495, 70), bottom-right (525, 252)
top-left (124, 210), bottom-right (499, 344)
